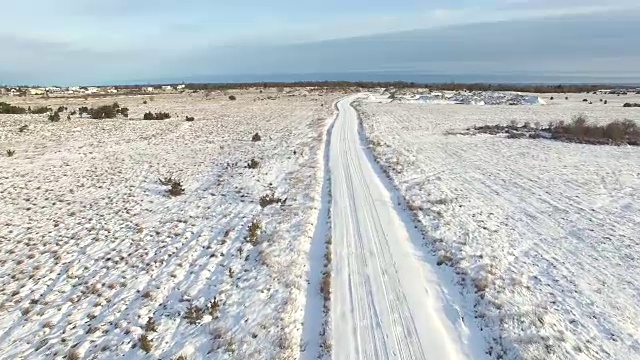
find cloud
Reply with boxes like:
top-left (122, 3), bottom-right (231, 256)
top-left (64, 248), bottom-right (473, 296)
top-left (185, 10), bottom-right (640, 77)
top-left (1, 9), bottom-right (639, 85)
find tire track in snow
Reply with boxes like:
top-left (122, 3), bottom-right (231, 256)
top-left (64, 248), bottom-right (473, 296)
top-left (329, 96), bottom-right (476, 360)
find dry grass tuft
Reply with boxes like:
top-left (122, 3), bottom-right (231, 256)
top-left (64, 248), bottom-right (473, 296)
top-left (245, 219), bottom-right (262, 246)
top-left (66, 348), bottom-right (81, 360)
top-left (139, 333), bottom-right (153, 353)
top-left (145, 317), bottom-right (158, 332)
top-left (184, 305), bottom-right (204, 325)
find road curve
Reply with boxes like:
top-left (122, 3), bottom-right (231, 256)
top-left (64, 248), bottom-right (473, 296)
top-left (329, 96), bottom-right (471, 360)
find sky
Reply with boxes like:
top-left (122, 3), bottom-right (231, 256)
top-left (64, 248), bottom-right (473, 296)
top-left (1, 0), bottom-right (640, 85)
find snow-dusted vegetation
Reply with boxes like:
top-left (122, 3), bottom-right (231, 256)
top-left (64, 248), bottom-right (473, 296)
top-left (357, 94), bottom-right (640, 360)
top-left (0, 91), bottom-right (336, 359)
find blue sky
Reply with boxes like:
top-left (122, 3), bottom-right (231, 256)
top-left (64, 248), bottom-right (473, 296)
top-left (1, 0), bottom-right (640, 84)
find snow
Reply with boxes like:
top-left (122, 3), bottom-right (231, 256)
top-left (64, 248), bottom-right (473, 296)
top-left (329, 97), bottom-right (488, 360)
top-left (357, 94), bottom-right (640, 360)
top-left (0, 91), bottom-right (337, 359)
top-left (365, 91), bottom-right (547, 106)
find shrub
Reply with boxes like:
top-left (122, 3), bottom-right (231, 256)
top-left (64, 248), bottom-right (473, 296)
top-left (118, 107), bottom-right (129, 118)
top-left (167, 181), bottom-right (185, 197)
top-left (185, 116), bottom-right (195, 122)
top-left (259, 193), bottom-right (284, 208)
top-left (623, 103), bottom-right (640, 108)
top-left (48, 112), bottom-right (61, 122)
top-left (139, 334), bottom-right (153, 353)
top-left (604, 121), bottom-right (626, 141)
top-left (57, 106), bottom-right (66, 113)
top-left (143, 100), bottom-right (148, 104)
top-left (0, 102), bottom-right (27, 114)
top-left (78, 106), bottom-right (89, 117)
top-left (156, 112), bottom-right (170, 120)
top-left (246, 158), bottom-right (260, 169)
top-left (88, 105), bottom-right (117, 119)
top-left (18, 125), bottom-right (28, 132)
top-left (549, 96), bottom-right (554, 100)
top-left (604, 100), bottom-right (608, 104)
top-left (552, 116), bottom-right (639, 144)
top-left (228, 95), bottom-right (236, 100)
top-left (251, 132), bottom-right (261, 142)
top-left (565, 96), bottom-right (569, 100)
top-left (6, 149), bottom-right (15, 157)
top-left (30, 106), bottom-right (51, 114)
top-left (143, 111), bottom-right (171, 120)
top-left (582, 99), bottom-right (588, 102)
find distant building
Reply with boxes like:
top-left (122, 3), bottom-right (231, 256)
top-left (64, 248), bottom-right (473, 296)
top-left (143, 87), bottom-right (155, 92)
top-left (28, 88), bottom-right (46, 95)
top-left (176, 84), bottom-right (186, 90)
top-left (162, 85), bottom-right (173, 91)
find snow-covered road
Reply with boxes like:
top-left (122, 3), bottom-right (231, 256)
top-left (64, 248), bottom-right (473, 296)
top-left (329, 97), bottom-right (476, 360)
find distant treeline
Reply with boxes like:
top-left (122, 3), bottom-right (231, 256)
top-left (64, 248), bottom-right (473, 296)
top-left (112, 81), bottom-right (633, 93)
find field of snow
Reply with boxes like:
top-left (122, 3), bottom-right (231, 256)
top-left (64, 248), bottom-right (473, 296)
top-left (0, 91), bottom-right (337, 359)
top-left (357, 94), bottom-right (640, 360)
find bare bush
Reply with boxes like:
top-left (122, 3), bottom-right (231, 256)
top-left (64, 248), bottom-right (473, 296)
top-left (167, 181), bottom-right (185, 197)
top-left (145, 317), bottom-right (157, 332)
top-left (251, 132), bottom-right (262, 142)
top-left (6, 149), bottom-right (15, 157)
top-left (209, 297), bottom-right (221, 318)
top-left (246, 158), bottom-right (260, 169)
top-left (144, 111), bottom-right (171, 120)
top-left (0, 102), bottom-right (27, 114)
top-left (184, 305), bottom-right (204, 325)
top-left (259, 193), bottom-right (284, 208)
top-left (463, 115), bottom-right (640, 146)
top-left (48, 112), bottom-right (61, 122)
top-left (30, 106), bottom-right (51, 114)
top-left (158, 176), bottom-right (176, 186)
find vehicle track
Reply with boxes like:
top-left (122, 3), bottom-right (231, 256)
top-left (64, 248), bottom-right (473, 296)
top-left (330, 97), bottom-right (470, 360)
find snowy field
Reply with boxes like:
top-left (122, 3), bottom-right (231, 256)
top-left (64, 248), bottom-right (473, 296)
top-left (0, 91), bottom-right (337, 359)
top-left (357, 93), bottom-right (640, 360)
